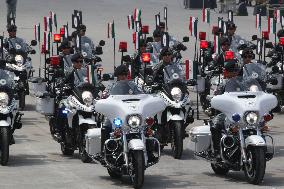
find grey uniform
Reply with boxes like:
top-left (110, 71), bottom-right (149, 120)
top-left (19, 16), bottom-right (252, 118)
top-left (229, 34), bottom-right (247, 53)
top-left (4, 37), bottom-right (28, 52)
top-left (61, 54), bottom-right (73, 76)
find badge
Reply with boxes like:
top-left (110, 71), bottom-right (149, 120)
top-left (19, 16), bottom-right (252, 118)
top-left (129, 89), bottom-right (133, 94)
top-left (16, 44), bottom-right (21, 49)
top-left (252, 72), bottom-right (258, 79)
top-left (0, 79), bottom-right (7, 85)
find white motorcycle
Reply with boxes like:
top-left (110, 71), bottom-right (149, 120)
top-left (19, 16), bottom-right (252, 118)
top-left (0, 69), bottom-right (22, 165)
top-left (189, 79), bottom-right (277, 184)
top-left (86, 80), bottom-right (166, 189)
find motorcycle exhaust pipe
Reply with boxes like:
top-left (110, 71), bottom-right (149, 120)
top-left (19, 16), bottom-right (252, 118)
top-left (105, 139), bottom-right (118, 152)
top-left (221, 135), bottom-right (235, 149)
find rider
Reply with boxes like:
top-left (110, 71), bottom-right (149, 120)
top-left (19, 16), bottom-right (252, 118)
top-left (227, 21), bottom-right (247, 53)
top-left (210, 36), bottom-right (231, 70)
top-left (150, 29), bottom-right (163, 62)
top-left (79, 24), bottom-right (95, 52)
top-left (4, 25), bottom-right (28, 53)
top-left (210, 60), bottom-right (243, 158)
top-left (152, 47), bottom-right (173, 83)
top-left (58, 40), bottom-right (74, 76)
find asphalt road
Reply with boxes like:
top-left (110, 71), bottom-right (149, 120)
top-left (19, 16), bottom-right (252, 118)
top-left (0, 1), bottom-right (284, 189)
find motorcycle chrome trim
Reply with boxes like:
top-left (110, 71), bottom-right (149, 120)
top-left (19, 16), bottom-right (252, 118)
top-left (128, 139), bottom-right (145, 151)
top-left (239, 129), bottom-right (248, 164)
top-left (158, 91), bottom-right (188, 108)
top-left (167, 111), bottom-right (184, 121)
top-left (67, 95), bottom-right (95, 112)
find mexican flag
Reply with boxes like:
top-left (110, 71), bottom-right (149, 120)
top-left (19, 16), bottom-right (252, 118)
top-left (268, 17), bottom-right (276, 34)
top-left (50, 11), bottom-right (57, 30)
top-left (44, 31), bottom-right (50, 52)
top-left (107, 21), bottom-right (115, 38)
top-left (127, 15), bottom-right (134, 30)
top-left (202, 8), bottom-right (210, 24)
top-left (135, 32), bottom-right (140, 50)
top-left (214, 35), bottom-right (220, 54)
top-left (255, 14), bottom-right (261, 30)
top-left (34, 24), bottom-right (40, 42)
top-left (87, 64), bottom-right (96, 85)
top-left (134, 8), bottom-right (142, 22)
top-left (44, 17), bottom-right (47, 32)
top-left (189, 16), bottom-right (197, 37)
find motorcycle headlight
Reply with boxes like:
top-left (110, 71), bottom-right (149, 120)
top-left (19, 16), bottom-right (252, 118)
top-left (127, 115), bottom-right (141, 128)
top-left (249, 85), bottom-right (259, 92)
top-left (244, 112), bottom-right (258, 125)
top-left (15, 55), bottom-right (24, 65)
top-left (0, 92), bottom-right (9, 107)
top-left (82, 91), bottom-right (93, 107)
top-left (171, 87), bottom-right (182, 102)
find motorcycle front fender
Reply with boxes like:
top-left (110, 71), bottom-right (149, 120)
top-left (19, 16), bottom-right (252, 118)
top-left (128, 139), bottom-right (145, 151)
top-left (245, 135), bottom-right (266, 148)
top-left (78, 115), bottom-right (96, 126)
top-left (167, 110), bottom-right (184, 121)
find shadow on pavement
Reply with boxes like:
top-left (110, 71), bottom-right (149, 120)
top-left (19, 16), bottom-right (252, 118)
top-left (161, 148), bottom-right (198, 160)
top-left (99, 173), bottom-right (194, 189)
top-left (8, 154), bottom-right (57, 167)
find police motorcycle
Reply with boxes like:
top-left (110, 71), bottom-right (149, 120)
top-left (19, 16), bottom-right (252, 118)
top-left (81, 39), bottom-right (105, 66)
top-left (50, 68), bottom-right (101, 163)
top-left (148, 63), bottom-right (195, 159)
top-left (0, 68), bottom-right (23, 166)
top-left (4, 40), bottom-right (37, 110)
top-left (265, 40), bottom-right (284, 111)
top-left (189, 78), bottom-right (277, 184)
top-left (85, 78), bottom-right (166, 189)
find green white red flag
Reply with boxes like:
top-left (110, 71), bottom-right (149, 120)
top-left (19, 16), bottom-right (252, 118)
top-left (107, 21), bottom-right (115, 38)
top-left (87, 64), bottom-right (96, 85)
top-left (202, 8), bottom-right (210, 24)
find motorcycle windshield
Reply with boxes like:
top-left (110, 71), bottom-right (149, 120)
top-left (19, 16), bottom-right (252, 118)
top-left (81, 43), bottom-right (93, 59)
top-left (0, 69), bottom-right (15, 89)
top-left (109, 81), bottom-right (142, 95)
top-left (163, 64), bottom-right (185, 83)
top-left (224, 77), bottom-right (262, 92)
top-left (243, 62), bottom-right (266, 82)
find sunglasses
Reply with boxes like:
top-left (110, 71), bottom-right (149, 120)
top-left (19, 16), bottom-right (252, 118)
top-left (222, 43), bottom-right (231, 46)
top-left (81, 30), bottom-right (86, 32)
top-left (8, 30), bottom-right (16, 32)
top-left (228, 27), bottom-right (235, 30)
top-left (76, 60), bottom-right (83, 63)
top-left (243, 55), bottom-right (253, 59)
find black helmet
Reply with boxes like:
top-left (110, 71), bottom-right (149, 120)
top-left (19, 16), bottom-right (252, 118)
top-left (71, 53), bottom-right (83, 63)
top-left (78, 24), bottom-right (86, 31)
top-left (227, 21), bottom-right (236, 29)
top-left (114, 65), bottom-right (129, 77)
top-left (242, 47), bottom-right (254, 58)
top-left (220, 37), bottom-right (230, 46)
top-left (153, 29), bottom-right (162, 38)
top-left (160, 47), bottom-right (172, 57)
top-left (7, 25), bottom-right (17, 32)
top-left (59, 40), bottom-right (71, 51)
top-left (224, 60), bottom-right (240, 72)
top-left (277, 29), bottom-right (284, 38)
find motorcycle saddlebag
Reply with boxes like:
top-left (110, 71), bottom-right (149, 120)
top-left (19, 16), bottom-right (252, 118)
top-left (28, 77), bottom-right (46, 97)
top-left (189, 126), bottom-right (211, 153)
top-left (85, 128), bottom-right (101, 156)
top-left (35, 95), bottom-right (54, 115)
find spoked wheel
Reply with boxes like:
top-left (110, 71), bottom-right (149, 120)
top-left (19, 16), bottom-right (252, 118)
top-left (0, 127), bottom-right (10, 166)
top-left (171, 121), bottom-right (183, 159)
top-left (244, 147), bottom-right (266, 185)
top-left (107, 168), bottom-right (123, 179)
top-left (130, 150), bottom-right (145, 189)
top-left (211, 163), bottom-right (229, 175)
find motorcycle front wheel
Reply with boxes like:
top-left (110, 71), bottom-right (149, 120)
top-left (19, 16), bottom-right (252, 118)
top-left (0, 127), bottom-right (10, 166)
top-left (171, 121), bottom-right (183, 159)
top-left (244, 147), bottom-right (266, 185)
top-left (131, 150), bottom-right (145, 189)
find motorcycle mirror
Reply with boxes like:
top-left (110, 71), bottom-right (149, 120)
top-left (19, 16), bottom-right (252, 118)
top-left (102, 73), bottom-right (110, 81)
top-left (122, 55), bottom-right (131, 62)
top-left (252, 35), bottom-right (258, 41)
top-left (94, 56), bottom-right (102, 62)
top-left (183, 36), bottom-right (189, 42)
top-left (265, 42), bottom-right (274, 48)
top-left (31, 40), bottom-right (37, 46)
top-left (30, 49), bottom-right (36, 54)
top-left (146, 37), bottom-right (153, 43)
top-left (99, 40), bottom-right (105, 46)
top-left (270, 77), bottom-right (278, 85)
top-left (94, 46), bottom-right (103, 55)
top-left (187, 79), bottom-right (197, 86)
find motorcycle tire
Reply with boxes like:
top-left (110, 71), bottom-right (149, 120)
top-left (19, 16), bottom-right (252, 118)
top-left (244, 147), bottom-right (266, 185)
top-left (171, 121), bottom-right (183, 159)
top-left (19, 93), bottom-right (26, 110)
top-left (211, 163), bottom-right (229, 175)
top-left (131, 150), bottom-right (145, 189)
top-left (60, 143), bottom-right (74, 156)
top-left (0, 127), bottom-right (10, 166)
top-left (107, 168), bottom-right (122, 179)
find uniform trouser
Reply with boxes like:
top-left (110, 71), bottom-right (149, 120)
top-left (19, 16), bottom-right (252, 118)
top-left (6, 0), bottom-right (17, 26)
top-left (210, 113), bottom-right (226, 153)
